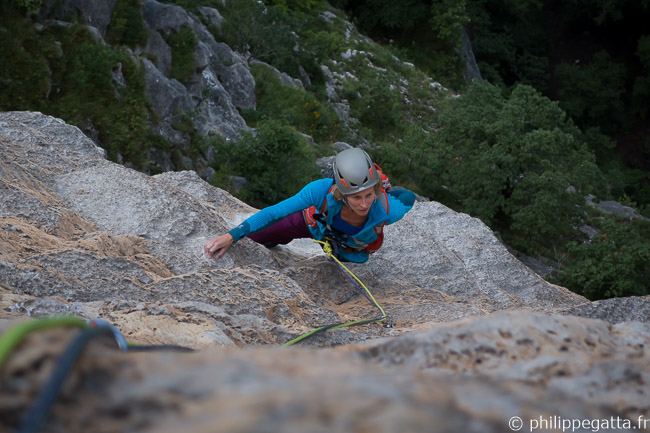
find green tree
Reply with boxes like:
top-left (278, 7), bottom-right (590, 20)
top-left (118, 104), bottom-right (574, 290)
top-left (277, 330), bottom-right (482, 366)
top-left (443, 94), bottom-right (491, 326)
top-left (106, 0), bottom-right (150, 48)
top-left (215, 0), bottom-right (298, 73)
top-left (218, 120), bottom-right (320, 207)
top-left (554, 50), bottom-right (627, 126)
top-left (632, 35), bottom-right (650, 119)
top-left (7, 0), bottom-right (43, 14)
top-left (566, 0), bottom-right (650, 25)
top-left (466, 0), bottom-right (548, 88)
top-left (434, 81), bottom-right (601, 246)
top-left (0, 6), bottom-right (52, 111)
top-left (377, 124), bottom-right (450, 195)
top-left (330, 0), bottom-right (431, 36)
top-left (166, 27), bottom-right (197, 83)
top-left (267, 0), bottom-right (325, 13)
top-left (248, 63), bottom-right (340, 142)
top-left (430, 0), bottom-right (469, 44)
top-left (557, 219), bottom-right (650, 299)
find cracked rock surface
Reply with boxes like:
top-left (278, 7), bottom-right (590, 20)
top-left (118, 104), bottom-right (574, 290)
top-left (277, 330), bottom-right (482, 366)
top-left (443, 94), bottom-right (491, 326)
top-left (1, 112), bottom-right (648, 432)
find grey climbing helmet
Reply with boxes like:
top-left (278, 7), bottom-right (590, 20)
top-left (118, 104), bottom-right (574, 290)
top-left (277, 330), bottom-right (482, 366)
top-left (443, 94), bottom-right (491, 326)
top-left (332, 148), bottom-right (379, 195)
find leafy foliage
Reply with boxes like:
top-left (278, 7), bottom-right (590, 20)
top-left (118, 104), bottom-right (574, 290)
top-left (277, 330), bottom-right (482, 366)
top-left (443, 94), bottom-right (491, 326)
top-left (330, 0), bottom-right (430, 36)
top-left (555, 219), bottom-right (650, 299)
top-left (0, 7), bottom-right (166, 170)
top-left (267, 0), bottom-right (325, 13)
top-left (376, 124), bottom-right (449, 195)
top-left (208, 0), bottom-right (340, 87)
top-left (6, 0), bottom-right (43, 14)
top-left (338, 44), bottom-right (433, 141)
top-left (105, 0), bottom-right (150, 48)
top-left (632, 35), bottom-right (650, 119)
top-left (433, 81), bottom-right (601, 245)
top-left (51, 28), bottom-right (157, 167)
top-left (345, 69), bottom-right (402, 139)
top-left (247, 63), bottom-right (341, 143)
top-left (466, 0), bottom-right (547, 88)
top-left (554, 50), bottom-right (627, 126)
top-left (0, 7), bottom-right (52, 111)
top-left (465, 0), bottom-right (650, 210)
top-left (300, 29), bottom-right (346, 63)
top-left (214, 120), bottom-right (320, 207)
top-left (160, 0), bottom-right (223, 13)
top-left (213, 0), bottom-right (298, 73)
top-left (566, 0), bottom-right (650, 25)
top-left (330, 0), bottom-right (466, 82)
top-left (430, 0), bottom-right (469, 44)
top-left (165, 27), bottom-right (198, 83)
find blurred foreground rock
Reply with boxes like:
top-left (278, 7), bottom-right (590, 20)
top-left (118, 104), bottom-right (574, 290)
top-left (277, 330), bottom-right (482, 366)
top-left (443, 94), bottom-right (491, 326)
top-left (1, 112), bottom-right (649, 432)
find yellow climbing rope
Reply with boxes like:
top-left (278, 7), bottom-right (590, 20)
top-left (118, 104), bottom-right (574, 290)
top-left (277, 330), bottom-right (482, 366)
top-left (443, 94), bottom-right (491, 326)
top-left (283, 240), bottom-right (391, 346)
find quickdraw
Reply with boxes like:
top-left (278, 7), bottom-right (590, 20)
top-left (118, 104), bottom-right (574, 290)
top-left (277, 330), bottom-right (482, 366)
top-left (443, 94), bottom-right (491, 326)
top-left (283, 239), bottom-right (393, 347)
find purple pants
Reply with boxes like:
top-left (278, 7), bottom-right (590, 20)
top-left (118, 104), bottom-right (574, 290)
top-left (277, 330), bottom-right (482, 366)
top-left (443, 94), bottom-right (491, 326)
top-left (247, 211), bottom-right (312, 245)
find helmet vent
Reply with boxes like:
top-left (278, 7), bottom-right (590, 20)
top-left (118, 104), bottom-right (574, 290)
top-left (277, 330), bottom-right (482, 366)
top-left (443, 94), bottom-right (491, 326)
top-left (332, 148), bottom-right (379, 194)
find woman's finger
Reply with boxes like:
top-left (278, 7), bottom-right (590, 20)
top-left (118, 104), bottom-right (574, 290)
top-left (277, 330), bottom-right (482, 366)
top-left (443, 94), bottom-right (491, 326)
top-left (204, 239), bottom-right (218, 258)
top-left (204, 234), bottom-right (233, 260)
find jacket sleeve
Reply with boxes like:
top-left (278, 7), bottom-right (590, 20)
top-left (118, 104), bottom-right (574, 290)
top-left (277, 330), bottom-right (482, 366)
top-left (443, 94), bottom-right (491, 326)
top-left (385, 189), bottom-right (416, 225)
top-left (227, 178), bottom-right (332, 243)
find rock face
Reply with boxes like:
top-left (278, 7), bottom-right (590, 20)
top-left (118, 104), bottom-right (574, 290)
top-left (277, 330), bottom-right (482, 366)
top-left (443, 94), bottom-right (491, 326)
top-left (40, 0), bottom-right (120, 37)
top-left (40, 0), bottom-right (254, 156)
top-left (1, 112), bottom-right (649, 432)
top-left (139, 0), bottom-right (254, 143)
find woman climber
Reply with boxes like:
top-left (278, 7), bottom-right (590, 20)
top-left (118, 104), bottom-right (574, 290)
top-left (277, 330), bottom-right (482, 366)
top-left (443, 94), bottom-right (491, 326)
top-left (203, 147), bottom-right (416, 263)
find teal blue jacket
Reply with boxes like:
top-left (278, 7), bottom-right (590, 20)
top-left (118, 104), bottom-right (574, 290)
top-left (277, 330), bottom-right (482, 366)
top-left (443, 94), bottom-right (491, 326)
top-left (228, 178), bottom-right (415, 262)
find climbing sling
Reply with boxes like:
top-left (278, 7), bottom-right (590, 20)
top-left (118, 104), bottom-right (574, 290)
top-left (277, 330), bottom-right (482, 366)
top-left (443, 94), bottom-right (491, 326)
top-left (282, 239), bottom-right (392, 347)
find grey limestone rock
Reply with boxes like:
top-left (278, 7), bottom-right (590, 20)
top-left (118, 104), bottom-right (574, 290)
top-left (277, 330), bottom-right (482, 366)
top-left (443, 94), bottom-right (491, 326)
top-left (586, 194), bottom-right (649, 221)
top-left (39, 0), bottom-right (256, 156)
top-left (143, 0), bottom-right (194, 35)
top-left (198, 6), bottom-right (223, 29)
top-left (565, 296), bottom-right (650, 324)
top-left (142, 58), bottom-right (194, 120)
top-left (1, 112), bottom-right (649, 433)
top-left (142, 29), bottom-right (173, 77)
top-left (249, 59), bottom-right (304, 89)
top-left (39, 0), bottom-right (119, 37)
top-left (140, 0), bottom-right (254, 141)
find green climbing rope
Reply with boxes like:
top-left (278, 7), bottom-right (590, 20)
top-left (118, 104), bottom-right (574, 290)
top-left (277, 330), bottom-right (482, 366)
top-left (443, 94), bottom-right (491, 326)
top-left (0, 316), bottom-right (194, 432)
top-left (0, 316), bottom-right (88, 370)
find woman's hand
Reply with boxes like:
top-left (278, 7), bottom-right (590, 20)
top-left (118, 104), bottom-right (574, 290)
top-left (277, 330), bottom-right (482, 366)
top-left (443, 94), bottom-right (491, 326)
top-left (203, 233), bottom-right (234, 260)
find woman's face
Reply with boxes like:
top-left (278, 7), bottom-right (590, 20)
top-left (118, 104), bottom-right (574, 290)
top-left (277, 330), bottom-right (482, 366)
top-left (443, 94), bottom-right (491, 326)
top-left (345, 188), bottom-right (376, 216)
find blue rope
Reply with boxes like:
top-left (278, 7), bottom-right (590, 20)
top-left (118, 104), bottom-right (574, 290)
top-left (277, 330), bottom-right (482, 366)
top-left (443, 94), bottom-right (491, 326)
top-left (14, 320), bottom-right (194, 433)
top-left (18, 326), bottom-right (117, 433)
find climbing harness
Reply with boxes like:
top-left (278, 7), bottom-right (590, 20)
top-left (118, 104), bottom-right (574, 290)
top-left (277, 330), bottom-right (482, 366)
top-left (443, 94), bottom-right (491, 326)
top-left (0, 316), bottom-right (194, 433)
top-left (283, 239), bottom-right (393, 347)
top-left (303, 163), bottom-right (391, 256)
